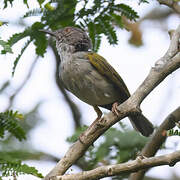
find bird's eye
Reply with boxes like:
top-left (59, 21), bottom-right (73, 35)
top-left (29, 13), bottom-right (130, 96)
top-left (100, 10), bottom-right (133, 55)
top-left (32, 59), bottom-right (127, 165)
top-left (65, 27), bottom-right (71, 33)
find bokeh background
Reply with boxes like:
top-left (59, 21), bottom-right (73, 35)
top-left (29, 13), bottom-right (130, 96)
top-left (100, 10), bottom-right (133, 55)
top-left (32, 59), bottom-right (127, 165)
top-left (0, 0), bottom-right (180, 179)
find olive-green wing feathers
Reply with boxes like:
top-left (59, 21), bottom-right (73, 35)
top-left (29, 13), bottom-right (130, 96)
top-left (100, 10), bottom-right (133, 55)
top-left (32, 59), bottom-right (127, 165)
top-left (87, 52), bottom-right (154, 136)
top-left (87, 52), bottom-right (130, 98)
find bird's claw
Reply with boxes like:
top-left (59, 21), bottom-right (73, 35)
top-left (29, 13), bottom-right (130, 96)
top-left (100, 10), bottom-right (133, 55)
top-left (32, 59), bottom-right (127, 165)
top-left (112, 102), bottom-right (120, 116)
top-left (136, 154), bottom-right (147, 162)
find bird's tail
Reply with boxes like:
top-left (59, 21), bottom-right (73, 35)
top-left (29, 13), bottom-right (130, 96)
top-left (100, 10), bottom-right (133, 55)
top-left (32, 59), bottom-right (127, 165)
top-left (129, 113), bottom-right (154, 137)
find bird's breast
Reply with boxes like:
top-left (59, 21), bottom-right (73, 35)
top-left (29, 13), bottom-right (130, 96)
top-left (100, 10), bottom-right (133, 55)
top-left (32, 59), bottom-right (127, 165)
top-left (59, 53), bottom-right (121, 106)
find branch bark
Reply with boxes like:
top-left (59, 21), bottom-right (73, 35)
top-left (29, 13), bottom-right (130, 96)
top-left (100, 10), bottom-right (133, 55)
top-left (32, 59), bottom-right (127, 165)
top-left (129, 106), bottom-right (180, 180)
top-left (50, 151), bottom-right (180, 180)
top-left (44, 24), bottom-right (180, 180)
top-left (157, 0), bottom-right (180, 14)
top-left (6, 56), bottom-right (38, 110)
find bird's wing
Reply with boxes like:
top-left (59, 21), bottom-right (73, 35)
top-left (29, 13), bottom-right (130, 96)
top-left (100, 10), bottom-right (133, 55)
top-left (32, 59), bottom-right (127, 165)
top-left (86, 52), bottom-right (130, 99)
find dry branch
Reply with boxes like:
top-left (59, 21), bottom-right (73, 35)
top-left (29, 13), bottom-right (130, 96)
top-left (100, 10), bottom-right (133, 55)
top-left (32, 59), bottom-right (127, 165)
top-left (129, 106), bottom-right (180, 180)
top-left (157, 0), bottom-right (180, 14)
top-left (44, 24), bottom-right (180, 180)
top-left (50, 151), bottom-right (180, 180)
top-left (6, 56), bottom-right (38, 110)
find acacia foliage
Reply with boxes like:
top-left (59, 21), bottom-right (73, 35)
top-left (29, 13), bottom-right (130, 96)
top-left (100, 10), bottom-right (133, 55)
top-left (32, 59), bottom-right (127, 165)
top-left (0, 0), bottom-right (145, 74)
top-left (0, 110), bottom-right (43, 179)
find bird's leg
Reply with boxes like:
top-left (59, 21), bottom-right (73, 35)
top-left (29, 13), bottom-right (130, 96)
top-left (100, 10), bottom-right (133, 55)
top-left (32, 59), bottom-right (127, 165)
top-left (111, 102), bottom-right (120, 116)
top-left (79, 106), bottom-right (102, 144)
top-left (93, 105), bottom-right (103, 124)
top-left (136, 152), bottom-right (147, 161)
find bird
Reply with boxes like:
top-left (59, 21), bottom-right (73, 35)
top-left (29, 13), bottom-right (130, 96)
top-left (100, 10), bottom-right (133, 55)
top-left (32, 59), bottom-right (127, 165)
top-left (40, 26), bottom-right (154, 137)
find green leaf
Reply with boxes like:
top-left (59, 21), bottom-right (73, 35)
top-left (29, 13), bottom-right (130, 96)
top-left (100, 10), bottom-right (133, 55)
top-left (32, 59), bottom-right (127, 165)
top-left (38, 0), bottom-right (45, 6)
top-left (66, 125), bottom-right (88, 143)
top-left (0, 81), bottom-right (9, 93)
top-left (94, 127), bottom-right (148, 164)
top-left (7, 23), bottom-right (47, 73)
top-left (87, 22), bottom-right (101, 52)
top-left (139, 0), bottom-right (149, 4)
top-left (111, 130), bottom-right (148, 163)
top-left (12, 39), bottom-right (31, 76)
top-left (0, 39), bottom-right (13, 54)
top-left (93, 34), bottom-right (101, 52)
top-left (0, 110), bottom-right (26, 141)
top-left (42, 0), bottom-right (77, 29)
top-left (0, 21), bottom-right (8, 27)
top-left (23, 0), bottom-right (29, 8)
top-left (0, 150), bottom-right (46, 162)
top-left (44, 3), bottom-right (55, 11)
top-left (31, 22), bottom-right (47, 56)
top-left (8, 22), bottom-right (47, 58)
top-left (68, 125), bottom-right (149, 172)
top-left (0, 160), bottom-right (43, 178)
top-left (97, 17), bottom-right (118, 44)
top-left (23, 8), bottom-right (42, 18)
top-left (3, 0), bottom-right (14, 8)
top-left (111, 14), bottom-right (124, 28)
top-left (8, 29), bottom-right (31, 47)
top-left (112, 4), bottom-right (139, 21)
top-left (115, 131), bottom-right (148, 149)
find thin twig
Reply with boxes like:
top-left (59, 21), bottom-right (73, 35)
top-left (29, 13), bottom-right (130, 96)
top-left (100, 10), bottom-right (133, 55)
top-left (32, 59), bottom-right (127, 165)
top-left (6, 56), bottom-right (38, 110)
top-left (157, 0), bottom-right (180, 14)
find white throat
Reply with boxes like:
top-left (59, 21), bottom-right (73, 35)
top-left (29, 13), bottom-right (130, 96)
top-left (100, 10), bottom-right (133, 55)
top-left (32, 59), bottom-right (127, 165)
top-left (56, 42), bottom-right (75, 63)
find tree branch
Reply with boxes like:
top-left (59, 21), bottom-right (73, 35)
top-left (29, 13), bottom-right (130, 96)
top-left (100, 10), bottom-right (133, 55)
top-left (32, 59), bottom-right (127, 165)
top-left (129, 106), bottom-right (180, 180)
top-left (43, 24), bottom-right (180, 180)
top-left (50, 151), bottom-right (180, 180)
top-left (157, 0), bottom-right (180, 14)
top-left (6, 56), bottom-right (38, 110)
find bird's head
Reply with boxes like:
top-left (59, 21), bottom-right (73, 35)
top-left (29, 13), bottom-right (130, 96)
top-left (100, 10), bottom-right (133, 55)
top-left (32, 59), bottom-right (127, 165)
top-left (40, 27), bottom-right (92, 54)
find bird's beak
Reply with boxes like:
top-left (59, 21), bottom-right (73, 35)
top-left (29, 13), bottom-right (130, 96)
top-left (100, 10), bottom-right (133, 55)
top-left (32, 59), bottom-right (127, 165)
top-left (39, 29), bottom-right (56, 37)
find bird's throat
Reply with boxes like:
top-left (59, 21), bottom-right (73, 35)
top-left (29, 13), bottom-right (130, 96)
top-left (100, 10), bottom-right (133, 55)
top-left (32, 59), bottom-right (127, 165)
top-left (56, 42), bottom-right (75, 63)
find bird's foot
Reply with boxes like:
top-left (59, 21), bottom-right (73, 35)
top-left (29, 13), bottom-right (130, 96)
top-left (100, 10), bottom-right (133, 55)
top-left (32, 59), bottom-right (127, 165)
top-left (79, 106), bottom-right (104, 144)
top-left (78, 116), bottom-right (102, 144)
top-left (111, 102), bottom-right (120, 116)
top-left (79, 133), bottom-right (86, 144)
top-left (93, 106), bottom-right (102, 119)
top-left (136, 154), bottom-right (147, 162)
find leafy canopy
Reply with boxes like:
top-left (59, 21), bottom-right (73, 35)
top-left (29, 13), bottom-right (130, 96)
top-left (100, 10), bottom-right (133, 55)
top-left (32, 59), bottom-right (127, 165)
top-left (0, 0), bottom-right (146, 74)
top-left (0, 110), bottom-right (43, 179)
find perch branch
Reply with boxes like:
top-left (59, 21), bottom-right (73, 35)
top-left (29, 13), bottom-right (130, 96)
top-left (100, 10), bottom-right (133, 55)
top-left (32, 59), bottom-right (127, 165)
top-left (51, 151), bottom-right (180, 180)
top-left (44, 24), bottom-right (180, 180)
top-left (157, 0), bottom-right (180, 14)
top-left (129, 106), bottom-right (180, 180)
